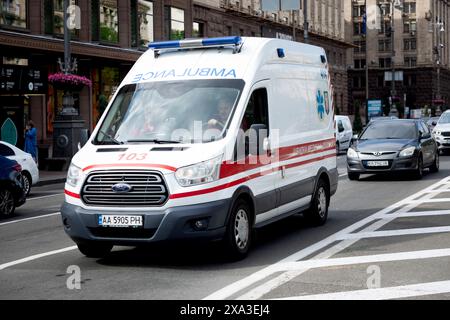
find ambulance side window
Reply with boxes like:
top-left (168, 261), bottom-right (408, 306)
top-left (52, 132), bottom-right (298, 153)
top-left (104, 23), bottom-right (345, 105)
top-left (235, 88), bottom-right (269, 160)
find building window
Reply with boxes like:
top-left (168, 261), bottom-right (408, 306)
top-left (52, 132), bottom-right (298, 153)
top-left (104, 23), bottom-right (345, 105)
top-left (404, 57), bottom-right (417, 67)
top-left (165, 6), bottom-right (184, 40)
top-left (98, 0), bottom-right (119, 43)
top-left (379, 57), bottom-right (391, 68)
top-left (404, 74), bottom-right (417, 86)
top-left (354, 59), bottom-right (366, 69)
top-left (131, 0), bottom-right (153, 47)
top-left (378, 39), bottom-right (392, 52)
top-left (403, 19), bottom-right (417, 34)
top-left (352, 5), bottom-right (365, 18)
top-left (354, 40), bottom-right (366, 54)
top-left (403, 2), bottom-right (416, 15)
top-left (0, 0), bottom-right (27, 28)
top-left (353, 22), bottom-right (364, 35)
top-left (404, 38), bottom-right (417, 51)
top-left (44, 0), bottom-right (79, 37)
top-left (193, 21), bottom-right (204, 38)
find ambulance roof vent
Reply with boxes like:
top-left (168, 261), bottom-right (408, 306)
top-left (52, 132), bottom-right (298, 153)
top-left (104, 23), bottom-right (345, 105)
top-left (148, 36), bottom-right (243, 58)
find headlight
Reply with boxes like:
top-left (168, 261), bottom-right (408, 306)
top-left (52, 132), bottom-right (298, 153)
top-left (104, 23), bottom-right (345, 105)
top-left (434, 130), bottom-right (441, 136)
top-left (175, 155), bottom-right (222, 187)
top-left (399, 146), bottom-right (416, 157)
top-left (67, 163), bottom-right (82, 187)
top-left (347, 148), bottom-right (358, 158)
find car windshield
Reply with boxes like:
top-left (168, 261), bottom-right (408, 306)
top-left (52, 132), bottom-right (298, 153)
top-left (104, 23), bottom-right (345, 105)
top-left (438, 113), bottom-right (450, 124)
top-left (360, 122), bottom-right (418, 140)
top-left (94, 80), bottom-right (244, 145)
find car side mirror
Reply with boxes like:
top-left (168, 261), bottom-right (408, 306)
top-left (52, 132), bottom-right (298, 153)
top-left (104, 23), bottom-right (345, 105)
top-left (248, 124), bottom-right (268, 156)
top-left (432, 121), bottom-right (437, 126)
top-left (338, 125), bottom-right (345, 133)
top-left (351, 134), bottom-right (359, 142)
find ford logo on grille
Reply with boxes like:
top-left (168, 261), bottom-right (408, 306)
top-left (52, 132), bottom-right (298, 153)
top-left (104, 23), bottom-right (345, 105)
top-left (111, 183), bottom-right (132, 193)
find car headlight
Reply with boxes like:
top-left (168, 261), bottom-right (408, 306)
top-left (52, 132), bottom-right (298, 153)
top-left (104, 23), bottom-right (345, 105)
top-left (399, 146), bottom-right (416, 157)
top-left (433, 130), bottom-right (441, 136)
top-left (347, 148), bottom-right (358, 158)
top-left (67, 163), bottom-right (82, 187)
top-left (175, 155), bottom-right (222, 187)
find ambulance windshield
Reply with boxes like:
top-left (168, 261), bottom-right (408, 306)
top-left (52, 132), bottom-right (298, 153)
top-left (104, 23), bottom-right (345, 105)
top-left (94, 79), bottom-right (244, 145)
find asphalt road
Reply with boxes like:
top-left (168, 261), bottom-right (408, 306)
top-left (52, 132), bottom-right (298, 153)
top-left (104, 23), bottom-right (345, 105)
top-left (2, 154), bottom-right (450, 300)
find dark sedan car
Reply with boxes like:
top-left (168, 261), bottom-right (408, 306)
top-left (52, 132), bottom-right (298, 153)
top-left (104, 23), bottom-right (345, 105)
top-left (0, 155), bottom-right (26, 216)
top-left (347, 119), bottom-right (439, 181)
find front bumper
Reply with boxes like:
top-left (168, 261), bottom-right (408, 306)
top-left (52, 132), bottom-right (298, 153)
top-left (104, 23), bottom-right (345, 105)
top-left (347, 156), bottom-right (418, 174)
top-left (435, 138), bottom-right (450, 150)
top-left (61, 199), bottom-right (232, 246)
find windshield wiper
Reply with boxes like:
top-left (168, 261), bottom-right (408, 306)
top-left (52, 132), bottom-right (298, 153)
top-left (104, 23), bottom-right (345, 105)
top-left (126, 139), bottom-right (181, 144)
top-left (98, 130), bottom-right (124, 145)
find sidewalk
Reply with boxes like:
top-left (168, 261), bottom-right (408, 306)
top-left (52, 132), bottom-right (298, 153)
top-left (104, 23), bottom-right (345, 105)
top-left (36, 170), bottom-right (67, 187)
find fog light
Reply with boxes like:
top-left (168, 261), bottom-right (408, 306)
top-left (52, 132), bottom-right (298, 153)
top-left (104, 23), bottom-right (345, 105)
top-left (193, 218), bottom-right (209, 231)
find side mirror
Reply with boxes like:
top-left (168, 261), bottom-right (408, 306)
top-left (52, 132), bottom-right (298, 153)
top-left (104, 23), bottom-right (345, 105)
top-left (432, 121), bottom-right (437, 126)
top-left (248, 124), bottom-right (268, 156)
top-left (338, 125), bottom-right (345, 133)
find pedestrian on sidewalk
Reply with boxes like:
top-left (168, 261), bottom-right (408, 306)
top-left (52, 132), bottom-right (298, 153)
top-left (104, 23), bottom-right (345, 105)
top-left (24, 120), bottom-right (38, 164)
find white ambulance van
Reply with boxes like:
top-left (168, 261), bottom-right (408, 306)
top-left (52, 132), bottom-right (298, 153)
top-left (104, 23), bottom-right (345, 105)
top-left (61, 37), bottom-right (338, 260)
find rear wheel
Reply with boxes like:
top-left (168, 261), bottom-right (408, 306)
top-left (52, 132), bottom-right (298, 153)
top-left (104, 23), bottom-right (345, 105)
top-left (22, 172), bottom-right (31, 196)
top-left (223, 199), bottom-right (252, 260)
top-left (304, 179), bottom-right (329, 226)
top-left (430, 152), bottom-right (440, 173)
top-left (348, 172), bottom-right (360, 181)
top-left (0, 188), bottom-right (15, 216)
top-left (77, 242), bottom-right (113, 258)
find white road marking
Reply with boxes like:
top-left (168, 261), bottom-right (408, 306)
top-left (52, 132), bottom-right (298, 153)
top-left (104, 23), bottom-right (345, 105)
top-left (339, 173), bottom-right (348, 177)
top-left (0, 212), bottom-right (61, 227)
top-left (273, 248), bottom-right (450, 272)
top-left (381, 210), bottom-right (450, 219)
top-left (338, 226), bottom-right (450, 240)
top-left (275, 280), bottom-right (450, 300)
top-left (0, 246), bottom-right (77, 271)
top-left (28, 193), bottom-right (64, 201)
top-left (204, 176), bottom-right (450, 300)
top-left (406, 198), bottom-right (450, 204)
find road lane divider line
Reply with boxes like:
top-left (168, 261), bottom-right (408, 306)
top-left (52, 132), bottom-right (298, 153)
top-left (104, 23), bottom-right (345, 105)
top-left (28, 193), bottom-right (64, 201)
top-left (0, 246), bottom-right (77, 271)
top-left (271, 248), bottom-right (450, 272)
top-left (380, 210), bottom-right (450, 219)
top-left (0, 212), bottom-right (61, 227)
top-left (405, 198), bottom-right (450, 204)
top-left (338, 226), bottom-right (450, 240)
top-left (204, 175), bottom-right (448, 300)
top-left (274, 280), bottom-right (450, 300)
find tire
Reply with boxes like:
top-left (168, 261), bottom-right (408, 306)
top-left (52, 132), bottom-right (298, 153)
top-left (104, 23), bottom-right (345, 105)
top-left (0, 188), bottom-right (15, 216)
top-left (430, 152), bottom-right (439, 173)
top-left (77, 242), bottom-right (113, 258)
top-left (223, 199), bottom-right (252, 260)
top-left (22, 172), bottom-right (32, 196)
top-left (414, 156), bottom-right (424, 180)
top-left (304, 179), bottom-right (329, 226)
top-left (348, 172), bottom-right (360, 181)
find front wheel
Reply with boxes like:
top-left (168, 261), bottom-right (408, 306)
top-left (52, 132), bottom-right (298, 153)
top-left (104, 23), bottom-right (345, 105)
top-left (77, 242), bottom-right (113, 258)
top-left (414, 156), bottom-right (424, 180)
top-left (223, 199), bottom-right (252, 260)
top-left (304, 179), bottom-right (329, 226)
top-left (0, 189), bottom-right (15, 216)
top-left (22, 173), bottom-right (31, 196)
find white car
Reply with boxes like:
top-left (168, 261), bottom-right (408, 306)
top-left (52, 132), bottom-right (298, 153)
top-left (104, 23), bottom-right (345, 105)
top-left (0, 141), bottom-right (39, 195)
top-left (432, 111), bottom-right (450, 153)
top-left (335, 115), bottom-right (353, 153)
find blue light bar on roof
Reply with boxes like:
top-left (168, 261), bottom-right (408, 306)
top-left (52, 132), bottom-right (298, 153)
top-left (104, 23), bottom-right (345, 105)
top-left (148, 36), bottom-right (242, 50)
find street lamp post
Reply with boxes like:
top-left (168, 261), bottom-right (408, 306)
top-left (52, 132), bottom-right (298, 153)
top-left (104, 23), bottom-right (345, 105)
top-left (436, 19), bottom-right (445, 106)
top-left (390, 0), bottom-right (397, 115)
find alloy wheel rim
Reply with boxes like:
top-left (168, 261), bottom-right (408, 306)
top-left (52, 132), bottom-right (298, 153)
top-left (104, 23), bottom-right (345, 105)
top-left (0, 190), bottom-right (14, 215)
top-left (23, 176), bottom-right (30, 195)
top-left (317, 187), bottom-right (327, 218)
top-left (234, 209), bottom-right (249, 250)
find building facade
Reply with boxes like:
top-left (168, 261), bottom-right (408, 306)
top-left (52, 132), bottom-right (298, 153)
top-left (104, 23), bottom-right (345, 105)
top-left (347, 0), bottom-right (450, 121)
top-left (1, 0), bottom-right (350, 167)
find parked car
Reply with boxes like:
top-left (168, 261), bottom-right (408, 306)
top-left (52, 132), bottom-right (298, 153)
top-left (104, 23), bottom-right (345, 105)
top-left (0, 155), bottom-right (26, 216)
top-left (347, 119), bottom-right (439, 181)
top-left (335, 115), bottom-right (353, 154)
top-left (0, 141), bottom-right (39, 195)
top-left (369, 116), bottom-right (399, 122)
top-left (432, 111), bottom-right (450, 153)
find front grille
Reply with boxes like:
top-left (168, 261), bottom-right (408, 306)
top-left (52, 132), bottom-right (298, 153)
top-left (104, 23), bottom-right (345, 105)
top-left (81, 170), bottom-right (168, 206)
top-left (442, 132), bottom-right (450, 137)
top-left (360, 152), bottom-right (396, 156)
top-left (89, 227), bottom-right (156, 239)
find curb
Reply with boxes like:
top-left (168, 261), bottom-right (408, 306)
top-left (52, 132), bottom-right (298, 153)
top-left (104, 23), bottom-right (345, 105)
top-left (35, 178), bottom-right (67, 187)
